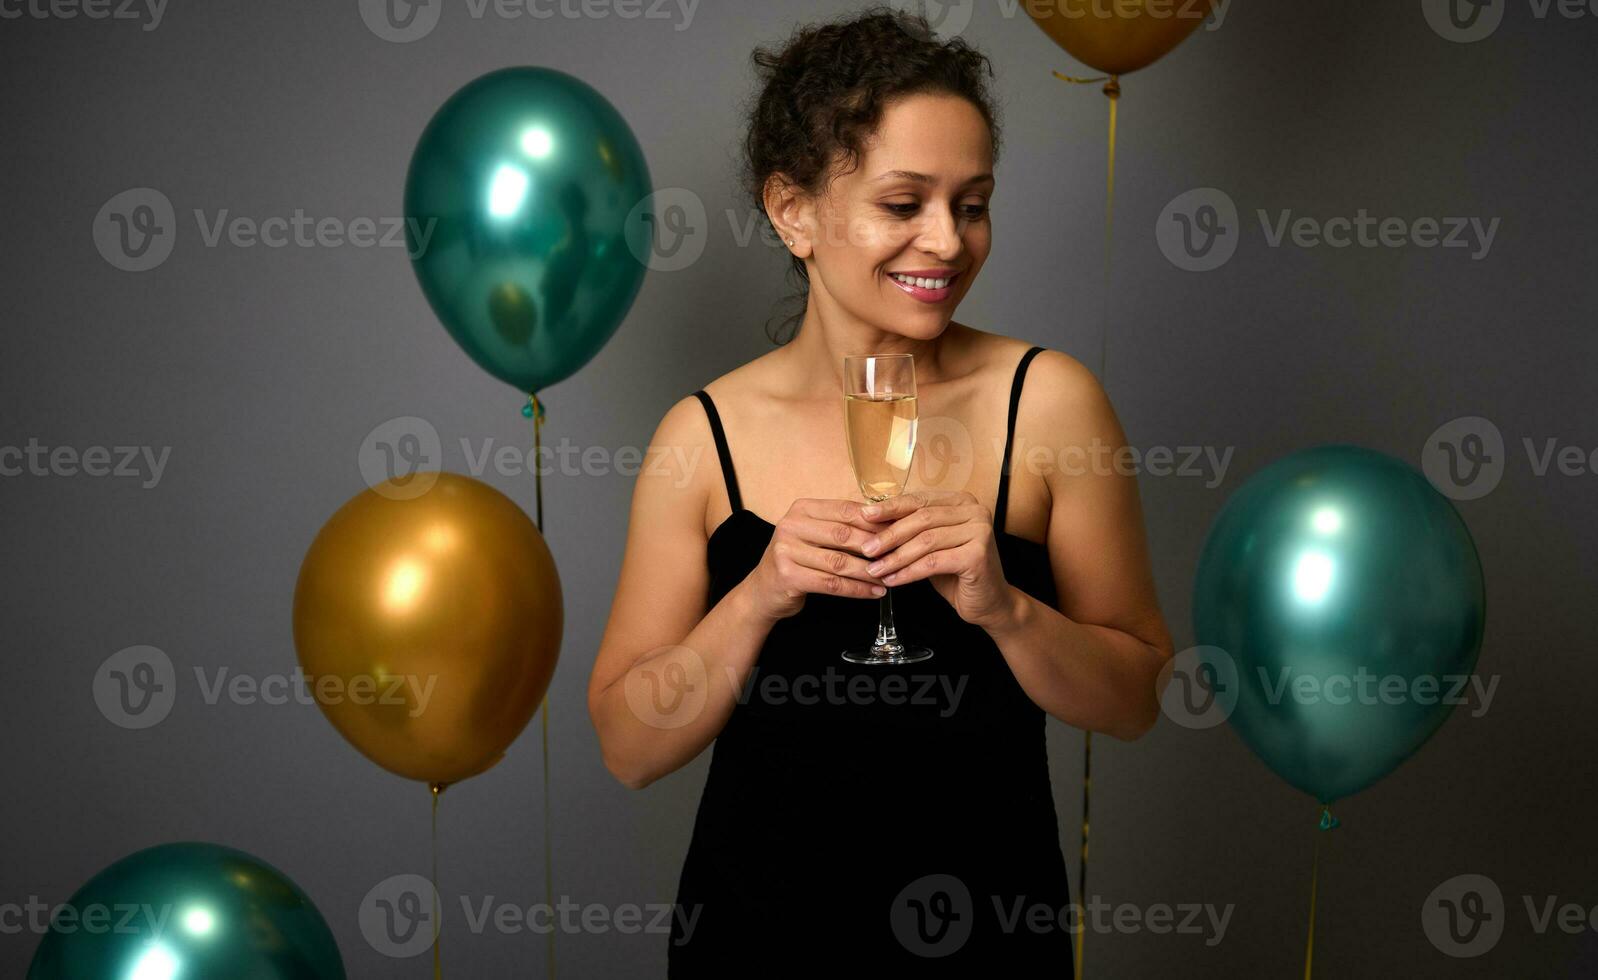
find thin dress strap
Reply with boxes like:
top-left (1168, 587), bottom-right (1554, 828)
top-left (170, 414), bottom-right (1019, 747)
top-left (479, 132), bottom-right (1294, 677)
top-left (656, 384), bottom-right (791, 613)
top-left (692, 389), bottom-right (743, 514)
top-left (994, 346), bottom-right (1045, 536)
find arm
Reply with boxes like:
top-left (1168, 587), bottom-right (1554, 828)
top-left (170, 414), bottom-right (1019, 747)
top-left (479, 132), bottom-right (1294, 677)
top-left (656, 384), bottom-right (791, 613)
top-left (983, 352), bottom-right (1175, 741)
top-left (586, 396), bottom-right (780, 790)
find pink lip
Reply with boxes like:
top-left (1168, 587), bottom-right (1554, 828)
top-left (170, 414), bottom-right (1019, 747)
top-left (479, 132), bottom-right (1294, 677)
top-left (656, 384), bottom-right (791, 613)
top-left (888, 270), bottom-right (960, 304)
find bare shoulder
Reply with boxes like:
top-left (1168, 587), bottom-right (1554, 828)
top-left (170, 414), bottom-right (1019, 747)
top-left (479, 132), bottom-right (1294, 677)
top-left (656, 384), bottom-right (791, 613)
top-left (638, 390), bottom-right (721, 533)
top-left (698, 346), bottom-right (784, 406)
top-left (1018, 347), bottom-right (1128, 488)
top-left (1024, 346), bottom-right (1107, 419)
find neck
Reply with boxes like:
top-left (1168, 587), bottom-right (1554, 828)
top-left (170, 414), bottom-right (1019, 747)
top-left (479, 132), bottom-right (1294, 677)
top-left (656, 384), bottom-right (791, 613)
top-left (775, 290), bottom-right (963, 397)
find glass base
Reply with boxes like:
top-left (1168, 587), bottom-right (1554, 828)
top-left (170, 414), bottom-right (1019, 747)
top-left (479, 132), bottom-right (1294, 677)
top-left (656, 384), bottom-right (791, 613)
top-left (841, 642), bottom-right (934, 665)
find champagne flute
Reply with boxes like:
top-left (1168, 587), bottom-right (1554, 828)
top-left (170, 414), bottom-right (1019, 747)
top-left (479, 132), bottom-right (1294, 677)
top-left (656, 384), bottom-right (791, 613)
top-left (840, 353), bottom-right (933, 665)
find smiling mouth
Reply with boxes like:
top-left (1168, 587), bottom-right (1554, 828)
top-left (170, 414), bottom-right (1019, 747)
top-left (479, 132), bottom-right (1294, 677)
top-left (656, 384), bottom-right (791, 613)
top-left (888, 271), bottom-right (960, 289)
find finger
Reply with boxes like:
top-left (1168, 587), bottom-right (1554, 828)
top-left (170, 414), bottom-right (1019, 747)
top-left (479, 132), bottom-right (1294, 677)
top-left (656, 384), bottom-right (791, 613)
top-left (865, 524), bottom-right (969, 577)
top-left (785, 515), bottom-right (884, 557)
top-left (782, 538), bottom-right (887, 587)
top-left (861, 501), bottom-right (983, 558)
top-left (857, 490), bottom-right (927, 522)
top-left (791, 558), bottom-right (888, 599)
top-left (859, 488), bottom-right (974, 522)
top-left (877, 541), bottom-right (980, 586)
top-left (798, 497), bottom-right (894, 533)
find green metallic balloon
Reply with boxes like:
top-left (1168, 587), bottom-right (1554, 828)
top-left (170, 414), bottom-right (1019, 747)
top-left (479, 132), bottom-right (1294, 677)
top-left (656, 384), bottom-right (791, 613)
top-left (1193, 444), bottom-right (1486, 804)
top-left (27, 841), bottom-right (344, 980)
top-left (405, 66), bottom-right (652, 394)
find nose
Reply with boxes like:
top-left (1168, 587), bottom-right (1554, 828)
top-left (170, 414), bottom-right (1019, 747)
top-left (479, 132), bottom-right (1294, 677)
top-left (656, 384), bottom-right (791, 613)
top-left (915, 201), bottom-right (964, 261)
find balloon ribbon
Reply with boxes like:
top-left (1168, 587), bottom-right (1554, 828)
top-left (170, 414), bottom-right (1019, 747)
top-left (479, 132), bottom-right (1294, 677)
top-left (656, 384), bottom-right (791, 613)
top-left (430, 782), bottom-right (445, 980)
top-left (1076, 730), bottom-right (1092, 979)
top-left (524, 391), bottom-right (556, 978)
top-left (1305, 804), bottom-right (1339, 978)
top-left (1052, 71), bottom-right (1121, 280)
top-left (523, 392), bottom-right (547, 529)
top-left (1049, 68), bottom-right (1120, 979)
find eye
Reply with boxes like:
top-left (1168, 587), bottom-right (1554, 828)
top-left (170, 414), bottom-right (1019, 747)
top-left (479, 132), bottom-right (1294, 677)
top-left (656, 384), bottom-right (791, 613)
top-left (882, 203), bottom-right (918, 216)
top-left (960, 203), bottom-right (990, 218)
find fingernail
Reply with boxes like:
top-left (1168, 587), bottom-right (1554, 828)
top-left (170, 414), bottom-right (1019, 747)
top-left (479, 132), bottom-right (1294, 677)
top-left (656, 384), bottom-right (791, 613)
top-left (867, 561), bottom-right (885, 575)
top-left (862, 538), bottom-right (880, 556)
top-left (862, 505), bottom-right (880, 517)
top-left (871, 585), bottom-right (886, 596)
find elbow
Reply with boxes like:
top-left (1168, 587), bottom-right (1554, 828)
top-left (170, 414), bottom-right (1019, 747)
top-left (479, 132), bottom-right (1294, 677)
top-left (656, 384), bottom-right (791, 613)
top-left (590, 694), bottom-right (662, 790)
top-left (603, 748), bottom-right (660, 791)
top-left (1110, 641), bottom-right (1173, 742)
top-left (608, 762), bottom-right (655, 791)
top-left (1109, 709), bottom-right (1158, 743)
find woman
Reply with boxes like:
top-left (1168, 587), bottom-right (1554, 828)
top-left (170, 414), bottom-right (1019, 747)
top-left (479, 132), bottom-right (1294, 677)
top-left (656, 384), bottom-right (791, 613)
top-left (588, 7), bottom-right (1174, 974)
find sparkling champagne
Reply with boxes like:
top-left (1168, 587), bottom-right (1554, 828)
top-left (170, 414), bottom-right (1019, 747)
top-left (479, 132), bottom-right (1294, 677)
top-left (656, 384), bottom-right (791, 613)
top-left (845, 393), bottom-right (918, 501)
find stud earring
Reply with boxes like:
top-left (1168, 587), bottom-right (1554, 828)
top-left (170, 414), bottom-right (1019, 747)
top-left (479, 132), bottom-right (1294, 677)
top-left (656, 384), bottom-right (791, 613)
top-left (786, 239), bottom-right (795, 246)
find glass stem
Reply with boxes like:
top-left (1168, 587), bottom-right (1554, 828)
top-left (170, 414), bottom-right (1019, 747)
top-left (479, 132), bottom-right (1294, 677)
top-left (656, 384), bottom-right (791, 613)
top-left (876, 584), bottom-right (899, 645)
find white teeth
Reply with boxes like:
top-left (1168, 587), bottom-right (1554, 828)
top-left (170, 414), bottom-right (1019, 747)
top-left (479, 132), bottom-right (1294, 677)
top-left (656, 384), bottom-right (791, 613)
top-left (891, 273), bottom-right (951, 289)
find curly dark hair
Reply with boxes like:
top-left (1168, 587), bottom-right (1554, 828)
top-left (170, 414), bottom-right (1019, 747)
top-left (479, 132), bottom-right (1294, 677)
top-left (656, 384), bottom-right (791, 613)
top-left (739, 5), bottom-right (1004, 345)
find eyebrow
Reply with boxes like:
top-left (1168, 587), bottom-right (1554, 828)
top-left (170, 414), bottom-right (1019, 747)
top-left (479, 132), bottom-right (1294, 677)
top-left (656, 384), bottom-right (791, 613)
top-left (872, 170), bottom-right (994, 186)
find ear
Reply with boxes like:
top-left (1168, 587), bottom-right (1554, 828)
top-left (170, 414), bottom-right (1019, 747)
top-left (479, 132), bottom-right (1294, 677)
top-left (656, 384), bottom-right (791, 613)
top-left (762, 172), bottom-right (812, 258)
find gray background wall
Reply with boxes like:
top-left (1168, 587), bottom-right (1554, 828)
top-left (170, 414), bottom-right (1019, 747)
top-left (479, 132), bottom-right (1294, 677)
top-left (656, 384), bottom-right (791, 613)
top-left (3, 0), bottom-right (1594, 976)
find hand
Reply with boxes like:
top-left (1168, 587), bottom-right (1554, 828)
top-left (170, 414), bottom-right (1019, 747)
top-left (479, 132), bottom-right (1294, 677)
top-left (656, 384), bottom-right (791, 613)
top-left (743, 498), bottom-right (893, 621)
top-left (857, 489), bottom-right (1017, 630)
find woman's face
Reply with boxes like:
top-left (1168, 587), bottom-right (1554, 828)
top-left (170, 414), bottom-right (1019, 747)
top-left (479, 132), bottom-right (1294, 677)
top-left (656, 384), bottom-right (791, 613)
top-left (797, 92), bottom-right (995, 339)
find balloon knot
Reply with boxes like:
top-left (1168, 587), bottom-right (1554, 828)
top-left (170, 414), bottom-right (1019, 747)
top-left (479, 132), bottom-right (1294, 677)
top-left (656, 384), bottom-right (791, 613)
top-left (1318, 806), bottom-right (1339, 831)
top-left (523, 393), bottom-right (546, 422)
top-left (1103, 75), bottom-right (1121, 100)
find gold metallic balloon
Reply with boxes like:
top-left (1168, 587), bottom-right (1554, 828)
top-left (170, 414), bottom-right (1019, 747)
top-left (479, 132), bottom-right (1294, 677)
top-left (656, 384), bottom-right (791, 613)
top-left (1026, 0), bottom-right (1214, 76)
top-left (293, 472), bottom-right (561, 787)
